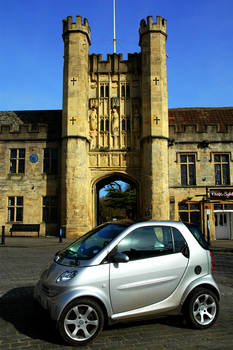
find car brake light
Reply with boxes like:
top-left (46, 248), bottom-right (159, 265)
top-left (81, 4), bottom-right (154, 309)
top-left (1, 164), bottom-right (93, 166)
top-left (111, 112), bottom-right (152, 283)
top-left (210, 252), bottom-right (214, 270)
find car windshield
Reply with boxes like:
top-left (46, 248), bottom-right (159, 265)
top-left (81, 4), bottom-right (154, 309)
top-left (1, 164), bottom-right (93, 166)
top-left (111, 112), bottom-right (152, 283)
top-left (56, 223), bottom-right (128, 264)
top-left (184, 223), bottom-right (209, 249)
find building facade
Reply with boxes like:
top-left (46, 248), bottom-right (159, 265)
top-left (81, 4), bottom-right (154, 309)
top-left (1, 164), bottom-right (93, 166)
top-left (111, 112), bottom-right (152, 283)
top-left (0, 15), bottom-right (233, 240)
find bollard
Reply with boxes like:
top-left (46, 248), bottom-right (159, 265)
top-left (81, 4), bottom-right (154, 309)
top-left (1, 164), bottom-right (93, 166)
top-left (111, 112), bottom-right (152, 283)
top-left (59, 227), bottom-right (62, 243)
top-left (1, 225), bottom-right (5, 245)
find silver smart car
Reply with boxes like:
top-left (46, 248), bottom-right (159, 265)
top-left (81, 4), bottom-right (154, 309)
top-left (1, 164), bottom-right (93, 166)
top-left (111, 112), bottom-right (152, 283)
top-left (34, 221), bottom-right (220, 346)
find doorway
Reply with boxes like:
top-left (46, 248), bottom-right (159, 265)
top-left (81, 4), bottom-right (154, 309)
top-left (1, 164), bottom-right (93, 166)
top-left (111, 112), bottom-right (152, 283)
top-left (214, 211), bottom-right (233, 239)
top-left (95, 174), bottom-right (138, 225)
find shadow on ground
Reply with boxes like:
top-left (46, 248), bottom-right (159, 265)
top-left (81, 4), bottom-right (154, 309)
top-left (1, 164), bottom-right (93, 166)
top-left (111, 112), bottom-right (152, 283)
top-left (0, 286), bottom-right (64, 345)
top-left (0, 286), bottom-right (186, 347)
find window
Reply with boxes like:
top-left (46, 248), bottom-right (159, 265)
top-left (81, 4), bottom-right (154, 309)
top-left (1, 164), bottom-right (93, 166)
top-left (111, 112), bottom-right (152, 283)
top-left (214, 154), bottom-right (230, 185)
top-left (117, 226), bottom-right (175, 261)
top-left (121, 84), bottom-right (130, 98)
top-left (100, 84), bottom-right (109, 98)
top-left (179, 202), bottom-right (201, 227)
top-left (180, 154), bottom-right (196, 185)
top-left (42, 196), bottom-right (57, 223)
top-left (10, 148), bottom-right (25, 174)
top-left (43, 148), bottom-right (58, 174)
top-left (8, 197), bottom-right (23, 222)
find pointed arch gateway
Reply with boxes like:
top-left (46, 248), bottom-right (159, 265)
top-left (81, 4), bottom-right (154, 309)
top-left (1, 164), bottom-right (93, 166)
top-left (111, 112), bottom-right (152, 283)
top-left (94, 173), bottom-right (139, 226)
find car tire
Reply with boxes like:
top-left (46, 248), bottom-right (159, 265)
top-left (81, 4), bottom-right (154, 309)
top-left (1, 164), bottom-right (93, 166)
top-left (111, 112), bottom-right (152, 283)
top-left (185, 287), bottom-right (219, 329)
top-left (58, 297), bottom-right (104, 346)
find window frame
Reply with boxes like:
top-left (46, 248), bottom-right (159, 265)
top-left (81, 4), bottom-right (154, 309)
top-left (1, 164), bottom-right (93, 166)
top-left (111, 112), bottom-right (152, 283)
top-left (7, 196), bottom-right (23, 222)
top-left (9, 148), bottom-right (25, 174)
top-left (214, 153), bottom-right (230, 185)
top-left (42, 196), bottom-right (58, 223)
top-left (43, 148), bottom-right (58, 175)
top-left (180, 153), bottom-right (196, 186)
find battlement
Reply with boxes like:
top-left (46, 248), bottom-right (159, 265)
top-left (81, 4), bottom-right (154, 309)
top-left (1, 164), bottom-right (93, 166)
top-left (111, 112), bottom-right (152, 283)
top-left (63, 15), bottom-right (91, 44)
top-left (89, 53), bottom-right (141, 74)
top-left (139, 15), bottom-right (167, 45)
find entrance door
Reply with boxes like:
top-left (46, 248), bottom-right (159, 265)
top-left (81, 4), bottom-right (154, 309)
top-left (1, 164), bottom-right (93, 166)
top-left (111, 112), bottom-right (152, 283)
top-left (215, 212), bottom-right (231, 239)
top-left (109, 225), bottom-right (188, 314)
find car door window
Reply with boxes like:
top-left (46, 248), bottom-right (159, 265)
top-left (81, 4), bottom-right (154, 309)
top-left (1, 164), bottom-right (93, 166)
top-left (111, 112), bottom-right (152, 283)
top-left (117, 226), bottom-right (174, 261)
top-left (172, 227), bottom-right (187, 253)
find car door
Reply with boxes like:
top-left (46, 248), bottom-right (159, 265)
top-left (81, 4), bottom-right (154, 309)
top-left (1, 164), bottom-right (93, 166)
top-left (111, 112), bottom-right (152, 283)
top-left (109, 225), bottom-right (189, 314)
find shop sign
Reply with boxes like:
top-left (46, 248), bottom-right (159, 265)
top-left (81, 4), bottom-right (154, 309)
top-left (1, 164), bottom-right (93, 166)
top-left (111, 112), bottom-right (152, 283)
top-left (209, 189), bottom-right (233, 200)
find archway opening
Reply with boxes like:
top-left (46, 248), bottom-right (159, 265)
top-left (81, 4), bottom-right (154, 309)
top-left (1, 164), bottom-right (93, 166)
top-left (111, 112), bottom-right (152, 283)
top-left (96, 175), bottom-right (138, 225)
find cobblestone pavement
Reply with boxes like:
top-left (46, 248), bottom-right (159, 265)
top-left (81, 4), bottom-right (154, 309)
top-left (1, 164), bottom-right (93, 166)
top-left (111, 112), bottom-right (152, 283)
top-left (0, 238), bottom-right (233, 350)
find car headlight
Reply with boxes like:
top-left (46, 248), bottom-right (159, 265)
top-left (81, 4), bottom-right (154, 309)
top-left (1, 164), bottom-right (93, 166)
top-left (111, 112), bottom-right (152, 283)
top-left (56, 270), bottom-right (78, 282)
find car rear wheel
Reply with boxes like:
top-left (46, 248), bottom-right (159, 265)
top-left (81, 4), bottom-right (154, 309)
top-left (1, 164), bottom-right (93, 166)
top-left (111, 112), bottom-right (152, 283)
top-left (185, 287), bottom-right (219, 329)
top-left (58, 298), bottom-right (104, 346)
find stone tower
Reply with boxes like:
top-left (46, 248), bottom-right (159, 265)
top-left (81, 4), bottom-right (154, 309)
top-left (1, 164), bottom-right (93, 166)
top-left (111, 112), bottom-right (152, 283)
top-left (139, 16), bottom-right (169, 220)
top-left (61, 16), bottom-right (91, 236)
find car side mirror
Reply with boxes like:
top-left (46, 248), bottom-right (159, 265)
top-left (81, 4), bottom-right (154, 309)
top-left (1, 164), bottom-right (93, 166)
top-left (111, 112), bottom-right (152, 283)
top-left (112, 252), bottom-right (129, 263)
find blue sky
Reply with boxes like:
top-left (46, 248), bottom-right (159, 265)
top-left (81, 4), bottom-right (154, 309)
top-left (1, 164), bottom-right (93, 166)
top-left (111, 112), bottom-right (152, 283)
top-left (0, 0), bottom-right (232, 111)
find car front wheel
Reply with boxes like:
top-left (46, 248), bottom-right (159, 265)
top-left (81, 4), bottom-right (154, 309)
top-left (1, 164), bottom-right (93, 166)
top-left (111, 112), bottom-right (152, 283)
top-left (185, 287), bottom-right (219, 329)
top-left (58, 298), bottom-right (104, 346)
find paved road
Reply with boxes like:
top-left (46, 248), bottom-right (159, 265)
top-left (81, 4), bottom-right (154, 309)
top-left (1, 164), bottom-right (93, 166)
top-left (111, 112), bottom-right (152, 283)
top-left (0, 242), bottom-right (233, 350)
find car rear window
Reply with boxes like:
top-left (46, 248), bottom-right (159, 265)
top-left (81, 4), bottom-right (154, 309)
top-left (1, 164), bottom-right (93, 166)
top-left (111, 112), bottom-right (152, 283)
top-left (184, 223), bottom-right (209, 250)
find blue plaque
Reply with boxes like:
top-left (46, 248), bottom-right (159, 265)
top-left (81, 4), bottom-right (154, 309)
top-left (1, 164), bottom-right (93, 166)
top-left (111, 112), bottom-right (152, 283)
top-left (29, 154), bottom-right (38, 164)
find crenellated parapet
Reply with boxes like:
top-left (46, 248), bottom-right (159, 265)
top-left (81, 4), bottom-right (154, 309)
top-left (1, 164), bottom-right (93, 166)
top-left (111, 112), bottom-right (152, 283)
top-left (139, 15), bottom-right (167, 45)
top-left (63, 15), bottom-right (91, 44)
top-left (89, 53), bottom-right (141, 74)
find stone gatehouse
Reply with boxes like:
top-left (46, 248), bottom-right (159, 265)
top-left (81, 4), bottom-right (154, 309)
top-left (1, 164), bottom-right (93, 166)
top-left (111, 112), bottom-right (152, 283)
top-left (0, 15), bottom-right (233, 240)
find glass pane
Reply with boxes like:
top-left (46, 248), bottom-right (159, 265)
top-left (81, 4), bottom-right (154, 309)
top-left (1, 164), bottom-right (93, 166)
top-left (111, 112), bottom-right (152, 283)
top-left (179, 212), bottom-right (189, 222)
top-left (44, 148), bottom-right (50, 158)
top-left (214, 155), bottom-right (220, 162)
top-left (43, 197), bottom-right (48, 205)
top-left (190, 203), bottom-right (200, 210)
top-left (105, 119), bottom-right (109, 131)
top-left (8, 197), bottom-right (15, 206)
top-left (188, 155), bottom-right (195, 163)
top-left (100, 119), bottom-right (104, 131)
top-left (224, 204), bottom-right (233, 210)
top-left (180, 155), bottom-right (187, 163)
top-left (10, 149), bottom-right (17, 158)
top-left (215, 164), bottom-right (221, 185)
top-left (214, 204), bottom-right (223, 210)
top-left (126, 85), bottom-right (130, 98)
top-left (18, 160), bottom-right (25, 173)
top-left (189, 164), bottom-right (196, 185)
top-left (8, 207), bottom-right (14, 221)
top-left (19, 149), bottom-right (25, 158)
top-left (17, 197), bottom-right (23, 206)
top-left (190, 211), bottom-right (201, 226)
top-left (105, 85), bottom-right (109, 97)
top-left (16, 207), bottom-right (23, 221)
top-left (121, 85), bottom-right (125, 97)
top-left (179, 203), bottom-right (188, 210)
top-left (122, 119), bottom-right (126, 131)
top-left (100, 86), bottom-right (104, 98)
top-left (43, 158), bottom-right (50, 173)
top-left (222, 154), bottom-right (229, 162)
top-left (222, 164), bottom-right (230, 184)
top-left (127, 119), bottom-right (130, 131)
top-left (173, 228), bottom-right (186, 253)
top-left (10, 160), bottom-right (16, 173)
top-left (181, 164), bottom-right (187, 185)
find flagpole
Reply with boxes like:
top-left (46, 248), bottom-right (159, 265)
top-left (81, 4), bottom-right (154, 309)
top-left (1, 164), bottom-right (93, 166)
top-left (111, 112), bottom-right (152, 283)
top-left (113, 0), bottom-right (116, 53)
